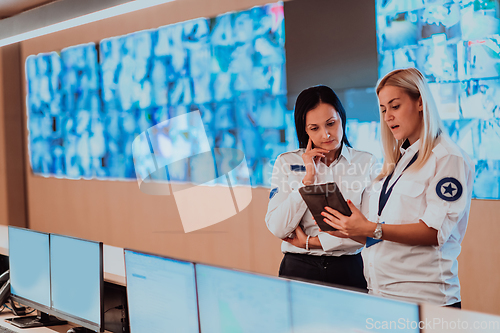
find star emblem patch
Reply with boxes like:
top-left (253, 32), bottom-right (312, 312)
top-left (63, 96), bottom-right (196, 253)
top-left (436, 177), bottom-right (463, 202)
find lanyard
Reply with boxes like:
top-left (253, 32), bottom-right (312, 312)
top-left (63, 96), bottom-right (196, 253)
top-left (378, 151), bottom-right (419, 218)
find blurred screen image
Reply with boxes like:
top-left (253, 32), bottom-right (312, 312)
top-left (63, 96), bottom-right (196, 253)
top-left (26, 1), bottom-right (500, 199)
top-left (26, 2), bottom-right (289, 187)
top-left (376, 0), bottom-right (500, 199)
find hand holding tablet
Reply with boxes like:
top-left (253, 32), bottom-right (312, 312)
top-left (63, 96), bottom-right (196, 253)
top-left (298, 182), bottom-right (352, 231)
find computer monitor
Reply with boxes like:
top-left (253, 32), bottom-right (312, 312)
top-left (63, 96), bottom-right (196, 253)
top-left (9, 227), bottom-right (50, 311)
top-left (7, 226), bottom-right (66, 328)
top-left (124, 249), bottom-right (199, 333)
top-left (49, 234), bottom-right (104, 332)
top-left (289, 279), bottom-right (420, 333)
top-left (195, 264), bottom-right (292, 333)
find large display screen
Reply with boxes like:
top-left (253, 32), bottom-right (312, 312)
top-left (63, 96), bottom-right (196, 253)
top-left (25, 2), bottom-right (289, 187)
top-left (25, 0), bottom-right (499, 199)
top-left (352, 0), bottom-right (500, 199)
top-left (125, 250), bottom-right (199, 333)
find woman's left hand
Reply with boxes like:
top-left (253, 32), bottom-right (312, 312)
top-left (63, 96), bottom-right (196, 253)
top-left (321, 200), bottom-right (374, 237)
top-left (283, 225), bottom-right (308, 248)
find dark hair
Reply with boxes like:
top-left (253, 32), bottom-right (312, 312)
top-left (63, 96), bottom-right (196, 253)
top-left (294, 85), bottom-right (351, 149)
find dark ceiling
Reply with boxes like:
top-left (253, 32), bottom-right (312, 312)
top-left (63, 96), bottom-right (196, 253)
top-left (0, 0), bottom-right (58, 19)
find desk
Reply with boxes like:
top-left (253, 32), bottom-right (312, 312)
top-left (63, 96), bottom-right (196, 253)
top-left (0, 310), bottom-right (113, 333)
top-left (0, 310), bottom-right (74, 333)
top-left (103, 245), bottom-right (125, 286)
top-left (0, 226), bottom-right (8, 256)
top-left (421, 303), bottom-right (500, 333)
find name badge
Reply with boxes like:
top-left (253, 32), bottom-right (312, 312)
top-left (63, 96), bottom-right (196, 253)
top-left (290, 165), bottom-right (306, 172)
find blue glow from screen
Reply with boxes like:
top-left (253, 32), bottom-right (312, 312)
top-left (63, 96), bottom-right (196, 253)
top-left (8, 227), bottom-right (51, 308)
top-left (50, 234), bottom-right (101, 326)
top-left (372, 0), bottom-right (500, 199)
top-left (290, 280), bottom-right (420, 333)
top-left (195, 264), bottom-right (292, 333)
top-left (26, 2), bottom-right (289, 187)
top-left (124, 250), bottom-right (199, 333)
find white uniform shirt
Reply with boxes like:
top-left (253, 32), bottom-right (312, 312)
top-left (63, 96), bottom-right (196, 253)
top-left (265, 145), bottom-right (377, 256)
top-left (362, 135), bottom-right (474, 305)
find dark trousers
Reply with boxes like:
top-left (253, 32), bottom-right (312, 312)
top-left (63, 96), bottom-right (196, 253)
top-left (446, 302), bottom-right (461, 309)
top-left (278, 252), bottom-right (367, 291)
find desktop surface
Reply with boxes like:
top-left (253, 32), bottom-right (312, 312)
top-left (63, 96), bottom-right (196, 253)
top-left (0, 310), bottom-right (73, 333)
top-left (0, 310), bottom-right (113, 333)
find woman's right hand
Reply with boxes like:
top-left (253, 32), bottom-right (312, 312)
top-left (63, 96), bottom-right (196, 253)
top-left (301, 138), bottom-right (330, 185)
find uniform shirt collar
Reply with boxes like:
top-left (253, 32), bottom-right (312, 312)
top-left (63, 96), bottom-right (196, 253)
top-left (339, 144), bottom-right (352, 165)
top-left (400, 139), bottom-right (421, 156)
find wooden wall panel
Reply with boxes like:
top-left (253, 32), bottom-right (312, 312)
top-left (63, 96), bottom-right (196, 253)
top-left (459, 199), bottom-right (500, 315)
top-left (0, 44), bottom-right (27, 227)
top-left (0, 49), bottom-right (6, 225)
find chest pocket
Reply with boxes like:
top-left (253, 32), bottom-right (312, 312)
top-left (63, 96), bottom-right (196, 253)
top-left (390, 180), bottom-right (425, 222)
top-left (288, 172), bottom-right (305, 191)
top-left (339, 176), bottom-right (364, 208)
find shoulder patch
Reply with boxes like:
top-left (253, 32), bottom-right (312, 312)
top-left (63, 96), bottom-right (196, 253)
top-left (290, 164), bottom-right (306, 172)
top-left (436, 177), bottom-right (462, 202)
top-left (269, 187), bottom-right (279, 199)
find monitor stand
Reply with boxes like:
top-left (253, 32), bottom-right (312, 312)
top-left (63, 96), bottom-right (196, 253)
top-left (5, 310), bottom-right (68, 328)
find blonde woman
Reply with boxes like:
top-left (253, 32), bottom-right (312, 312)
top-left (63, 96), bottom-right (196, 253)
top-left (321, 68), bottom-right (474, 307)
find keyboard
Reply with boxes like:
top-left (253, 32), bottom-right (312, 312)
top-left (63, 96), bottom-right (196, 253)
top-left (0, 325), bottom-right (17, 333)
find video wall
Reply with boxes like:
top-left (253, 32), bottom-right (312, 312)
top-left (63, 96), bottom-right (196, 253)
top-left (370, 0), bottom-right (500, 199)
top-left (25, 0), bottom-right (500, 199)
top-left (26, 2), bottom-right (288, 187)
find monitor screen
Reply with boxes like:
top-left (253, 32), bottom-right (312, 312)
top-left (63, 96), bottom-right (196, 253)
top-left (195, 264), bottom-right (292, 333)
top-left (124, 250), bottom-right (199, 333)
top-left (49, 234), bottom-right (103, 330)
top-left (8, 226), bottom-right (51, 309)
top-left (375, 0), bottom-right (500, 200)
top-left (290, 280), bottom-right (420, 333)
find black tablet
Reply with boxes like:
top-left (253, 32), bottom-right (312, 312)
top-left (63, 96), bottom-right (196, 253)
top-left (298, 182), bottom-right (352, 231)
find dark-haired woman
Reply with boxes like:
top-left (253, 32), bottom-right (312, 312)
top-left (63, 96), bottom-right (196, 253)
top-left (265, 85), bottom-right (377, 290)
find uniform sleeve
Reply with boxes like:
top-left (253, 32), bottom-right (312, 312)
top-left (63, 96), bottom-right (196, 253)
top-left (420, 153), bottom-right (474, 247)
top-left (317, 233), bottom-right (363, 253)
top-left (265, 155), bottom-right (308, 239)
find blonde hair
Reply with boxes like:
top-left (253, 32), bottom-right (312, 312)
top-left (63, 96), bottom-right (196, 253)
top-left (376, 68), bottom-right (444, 180)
